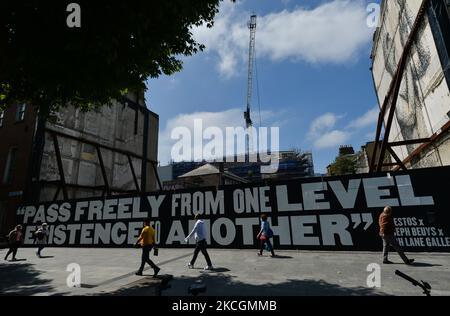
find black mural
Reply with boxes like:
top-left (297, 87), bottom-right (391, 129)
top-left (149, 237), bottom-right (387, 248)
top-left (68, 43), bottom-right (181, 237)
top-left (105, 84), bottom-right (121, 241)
top-left (15, 167), bottom-right (450, 252)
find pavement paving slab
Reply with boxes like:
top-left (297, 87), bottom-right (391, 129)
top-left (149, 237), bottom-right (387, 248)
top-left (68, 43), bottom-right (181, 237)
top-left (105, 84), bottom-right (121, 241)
top-left (1, 247), bottom-right (449, 296)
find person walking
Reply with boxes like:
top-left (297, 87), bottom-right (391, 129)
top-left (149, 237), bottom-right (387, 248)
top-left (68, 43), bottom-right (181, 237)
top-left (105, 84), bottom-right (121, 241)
top-left (135, 218), bottom-right (160, 277)
top-left (34, 223), bottom-right (49, 258)
top-left (257, 214), bottom-right (276, 257)
top-left (185, 214), bottom-right (213, 270)
top-left (4, 225), bottom-right (24, 261)
top-left (379, 206), bottom-right (414, 265)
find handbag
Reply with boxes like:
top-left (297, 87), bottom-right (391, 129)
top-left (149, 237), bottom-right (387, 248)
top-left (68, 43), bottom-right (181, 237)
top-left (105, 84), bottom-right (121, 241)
top-left (154, 247), bottom-right (159, 256)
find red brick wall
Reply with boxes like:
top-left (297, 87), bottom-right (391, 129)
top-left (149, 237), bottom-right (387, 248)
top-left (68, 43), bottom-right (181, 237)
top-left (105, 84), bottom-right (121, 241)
top-left (0, 105), bottom-right (37, 234)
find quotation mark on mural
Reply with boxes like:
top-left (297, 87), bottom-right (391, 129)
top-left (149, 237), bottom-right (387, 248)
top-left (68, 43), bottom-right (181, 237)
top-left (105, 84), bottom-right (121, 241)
top-left (16, 207), bottom-right (26, 216)
top-left (66, 263), bottom-right (81, 288)
top-left (351, 213), bottom-right (373, 230)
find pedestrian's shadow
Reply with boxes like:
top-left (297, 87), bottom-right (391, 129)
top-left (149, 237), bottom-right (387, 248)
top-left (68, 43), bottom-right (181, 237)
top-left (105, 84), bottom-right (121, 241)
top-left (6, 259), bottom-right (27, 262)
top-left (271, 255), bottom-right (293, 259)
top-left (410, 262), bottom-right (442, 267)
top-left (39, 256), bottom-right (55, 259)
top-left (210, 267), bottom-right (230, 273)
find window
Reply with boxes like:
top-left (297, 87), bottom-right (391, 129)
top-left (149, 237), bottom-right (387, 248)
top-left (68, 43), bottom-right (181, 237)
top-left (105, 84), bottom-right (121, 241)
top-left (3, 147), bottom-right (18, 184)
top-left (0, 111), bottom-right (4, 127)
top-left (16, 104), bottom-right (26, 122)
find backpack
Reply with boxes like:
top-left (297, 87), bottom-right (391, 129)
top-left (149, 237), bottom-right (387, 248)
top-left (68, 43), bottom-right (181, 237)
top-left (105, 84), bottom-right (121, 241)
top-left (35, 230), bottom-right (45, 241)
top-left (8, 230), bottom-right (17, 243)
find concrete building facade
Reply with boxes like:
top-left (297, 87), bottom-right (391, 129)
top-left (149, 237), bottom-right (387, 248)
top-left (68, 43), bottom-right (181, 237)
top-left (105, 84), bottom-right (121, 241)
top-left (0, 92), bottom-right (159, 235)
top-left (371, 0), bottom-right (450, 169)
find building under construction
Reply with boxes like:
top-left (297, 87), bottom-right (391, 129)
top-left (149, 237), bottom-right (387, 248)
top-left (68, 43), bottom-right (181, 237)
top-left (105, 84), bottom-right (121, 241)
top-left (370, 0), bottom-right (450, 171)
top-left (0, 92), bottom-right (159, 235)
top-left (158, 150), bottom-right (315, 190)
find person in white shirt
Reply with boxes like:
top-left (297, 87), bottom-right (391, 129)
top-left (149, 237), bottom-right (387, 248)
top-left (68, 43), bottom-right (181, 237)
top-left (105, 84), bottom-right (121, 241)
top-left (185, 213), bottom-right (213, 270)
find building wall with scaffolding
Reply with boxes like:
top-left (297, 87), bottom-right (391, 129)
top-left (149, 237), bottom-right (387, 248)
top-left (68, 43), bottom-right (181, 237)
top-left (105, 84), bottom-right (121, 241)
top-left (371, 0), bottom-right (450, 169)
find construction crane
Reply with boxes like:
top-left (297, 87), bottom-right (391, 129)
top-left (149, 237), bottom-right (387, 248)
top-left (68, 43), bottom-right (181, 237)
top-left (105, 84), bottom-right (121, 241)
top-left (244, 14), bottom-right (257, 161)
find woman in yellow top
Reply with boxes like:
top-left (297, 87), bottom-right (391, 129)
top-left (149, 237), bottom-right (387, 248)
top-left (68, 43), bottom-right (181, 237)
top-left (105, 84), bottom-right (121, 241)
top-left (135, 218), bottom-right (160, 276)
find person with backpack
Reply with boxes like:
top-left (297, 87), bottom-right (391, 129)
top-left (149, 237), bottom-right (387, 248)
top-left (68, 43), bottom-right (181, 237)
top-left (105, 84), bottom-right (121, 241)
top-left (134, 218), bottom-right (160, 277)
top-left (256, 214), bottom-right (276, 257)
top-left (4, 225), bottom-right (24, 261)
top-left (34, 223), bottom-right (49, 258)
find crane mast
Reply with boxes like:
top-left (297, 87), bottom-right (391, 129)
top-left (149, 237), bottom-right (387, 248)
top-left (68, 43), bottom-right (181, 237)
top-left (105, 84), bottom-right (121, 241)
top-left (244, 14), bottom-right (257, 160)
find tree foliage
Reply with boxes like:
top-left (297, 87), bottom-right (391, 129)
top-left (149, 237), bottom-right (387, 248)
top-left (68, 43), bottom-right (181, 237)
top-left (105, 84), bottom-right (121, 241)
top-left (0, 0), bottom-right (232, 113)
top-left (328, 155), bottom-right (357, 176)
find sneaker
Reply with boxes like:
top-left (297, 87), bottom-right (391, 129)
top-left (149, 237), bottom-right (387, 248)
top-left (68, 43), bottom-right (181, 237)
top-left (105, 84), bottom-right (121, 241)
top-left (153, 267), bottom-right (160, 277)
top-left (383, 260), bottom-right (394, 264)
top-left (135, 271), bottom-right (143, 276)
top-left (257, 253), bottom-right (263, 256)
top-left (405, 259), bottom-right (415, 265)
top-left (204, 265), bottom-right (213, 271)
top-left (187, 263), bottom-right (194, 269)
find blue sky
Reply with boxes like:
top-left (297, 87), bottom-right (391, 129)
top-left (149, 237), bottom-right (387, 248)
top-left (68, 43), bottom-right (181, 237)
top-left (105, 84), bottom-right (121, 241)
top-left (145, 0), bottom-right (381, 174)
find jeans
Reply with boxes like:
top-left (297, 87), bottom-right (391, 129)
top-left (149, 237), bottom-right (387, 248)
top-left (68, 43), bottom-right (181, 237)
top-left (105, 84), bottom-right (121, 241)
top-left (37, 245), bottom-right (45, 256)
top-left (259, 238), bottom-right (275, 256)
top-left (382, 234), bottom-right (409, 263)
top-left (5, 242), bottom-right (20, 260)
top-left (138, 245), bottom-right (158, 272)
top-left (190, 239), bottom-right (212, 266)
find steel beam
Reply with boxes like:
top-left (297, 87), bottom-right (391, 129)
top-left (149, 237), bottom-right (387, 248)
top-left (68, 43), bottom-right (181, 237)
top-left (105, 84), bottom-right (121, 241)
top-left (96, 146), bottom-right (111, 197)
top-left (51, 133), bottom-right (68, 200)
top-left (370, 0), bottom-right (431, 172)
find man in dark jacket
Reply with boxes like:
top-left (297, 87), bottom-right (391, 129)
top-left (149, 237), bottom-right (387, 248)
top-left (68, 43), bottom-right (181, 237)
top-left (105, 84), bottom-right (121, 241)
top-left (379, 206), bottom-right (414, 265)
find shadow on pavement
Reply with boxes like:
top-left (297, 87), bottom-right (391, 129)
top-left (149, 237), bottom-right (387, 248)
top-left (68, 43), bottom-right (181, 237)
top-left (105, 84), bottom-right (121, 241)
top-left (163, 273), bottom-right (387, 296)
top-left (271, 255), bottom-right (293, 259)
top-left (0, 263), bottom-right (54, 295)
top-left (96, 275), bottom-right (173, 296)
top-left (210, 267), bottom-right (230, 273)
top-left (410, 262), bottom-right (442, 267)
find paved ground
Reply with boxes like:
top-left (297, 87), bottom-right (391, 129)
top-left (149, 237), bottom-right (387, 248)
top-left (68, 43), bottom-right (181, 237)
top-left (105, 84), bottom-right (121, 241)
top-left (1, 247), bottom-right (449, 296)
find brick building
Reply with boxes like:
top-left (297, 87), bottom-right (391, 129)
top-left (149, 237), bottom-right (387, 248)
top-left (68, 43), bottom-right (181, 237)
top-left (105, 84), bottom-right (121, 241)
top-left (0, 92), bottom-right (159, 236)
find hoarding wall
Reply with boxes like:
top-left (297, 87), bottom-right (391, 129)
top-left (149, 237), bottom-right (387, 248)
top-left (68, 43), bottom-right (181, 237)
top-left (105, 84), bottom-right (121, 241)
top-left (372, 0), bottom-right (450, 167)
top-left (16, 166), bottom-right (450, 252)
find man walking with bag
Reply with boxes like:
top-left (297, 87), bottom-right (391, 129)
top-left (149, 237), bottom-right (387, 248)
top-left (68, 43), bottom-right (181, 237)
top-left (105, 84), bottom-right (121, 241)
top-left (135, 218), bottom-right (160, 277)
top-left (379, 206), bottom-right (414, 265)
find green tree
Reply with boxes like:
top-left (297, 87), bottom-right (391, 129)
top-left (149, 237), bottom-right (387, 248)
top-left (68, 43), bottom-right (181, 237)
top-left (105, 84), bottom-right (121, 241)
top-left (328, 155), bottom-right (357, 176)
top-left (0, 0), bottom-right (233, 113)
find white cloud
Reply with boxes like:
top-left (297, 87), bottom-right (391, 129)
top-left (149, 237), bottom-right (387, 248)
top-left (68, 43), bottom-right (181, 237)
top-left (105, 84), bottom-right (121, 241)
top-left (308, 112), bottom-right (349, 149)
top-left (347, 106), bottom-right (379, 129)
top-left (314, 130), bottom-right (352, 149)
top-left (308, 107), bottom-right (379, 149)
top-left (193, 0), bottom-right (372, 78)
top-left (308, 112), bottom-right (343, 137)
top-left (158, 108), bottom-right (283, 164)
